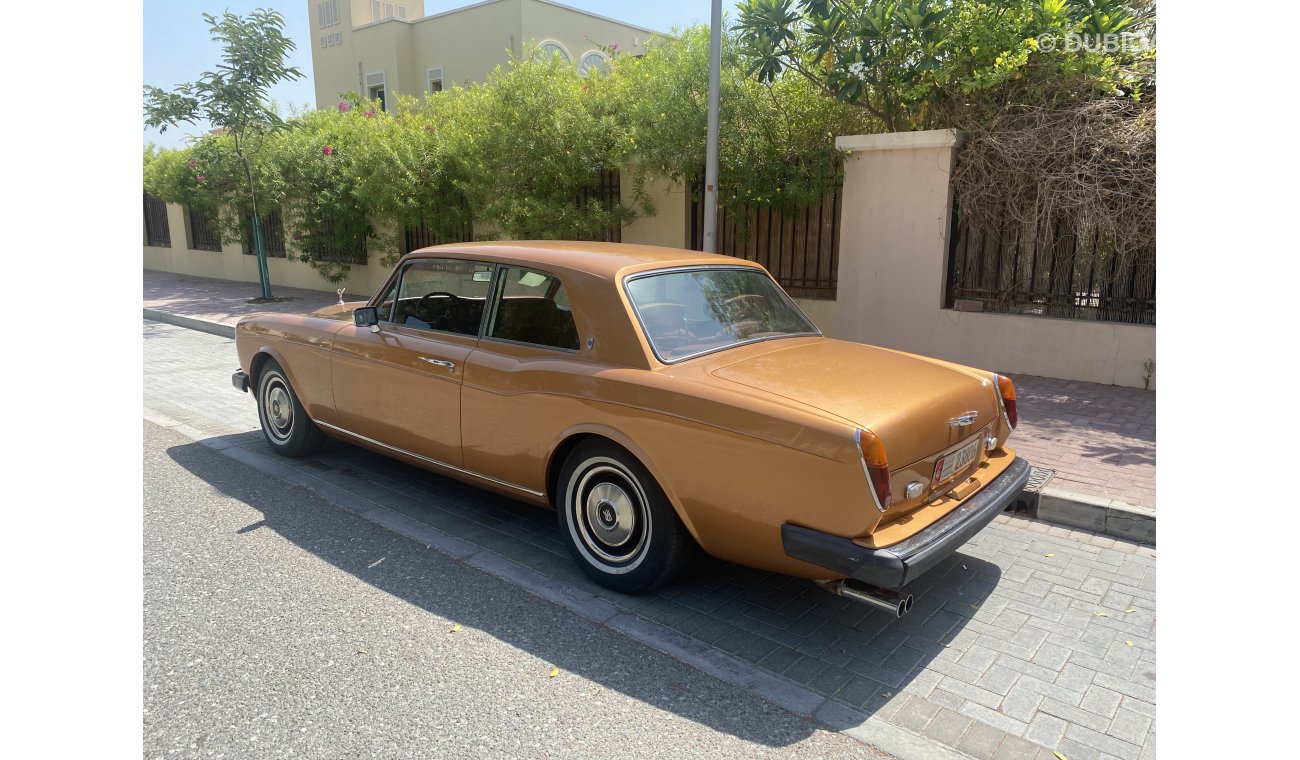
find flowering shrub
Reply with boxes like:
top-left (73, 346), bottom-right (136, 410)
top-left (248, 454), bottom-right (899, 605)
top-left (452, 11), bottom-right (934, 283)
top-left (144, 30), bottom-right (875, 284)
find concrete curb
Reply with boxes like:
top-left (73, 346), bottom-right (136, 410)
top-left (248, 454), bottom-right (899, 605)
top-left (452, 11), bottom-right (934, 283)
top-left (1035, 487), bottom-right (1156, 546)
top-left (143, 313), bottom-right (1156, 548)
top-left (144, 308), bottom-right (235, 339)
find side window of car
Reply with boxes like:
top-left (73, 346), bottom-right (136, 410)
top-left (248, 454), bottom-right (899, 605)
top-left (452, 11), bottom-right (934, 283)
top-left (487, 267), bottom-right (579, 351)
top-left (374, 279), bottom-right (399, 322)
top-left (392, 259), bottom-right (494, 336)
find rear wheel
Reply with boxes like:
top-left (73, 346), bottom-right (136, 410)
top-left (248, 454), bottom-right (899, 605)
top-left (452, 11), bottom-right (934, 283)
top-left (556, 440), bottom-right (692, 593)
top-left (255, 358), bottom-right (325, 458)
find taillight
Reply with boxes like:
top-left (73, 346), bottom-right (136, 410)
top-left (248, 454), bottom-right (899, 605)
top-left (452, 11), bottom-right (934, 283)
top-left (856, 429), bottom-right (892, 510)
top-left (996, 374), bottom-right (1018, 429)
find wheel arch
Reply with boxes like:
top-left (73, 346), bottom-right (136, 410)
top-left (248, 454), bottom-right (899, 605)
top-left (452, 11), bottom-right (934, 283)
top-left (248, 345), bottom-right (301, 393)
top-left (545, 426), bottom-right (705, 548)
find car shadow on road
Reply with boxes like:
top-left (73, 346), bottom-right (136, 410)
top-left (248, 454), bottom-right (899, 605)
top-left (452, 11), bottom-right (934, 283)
top-left (165, 433), bottom-right (1000, 746)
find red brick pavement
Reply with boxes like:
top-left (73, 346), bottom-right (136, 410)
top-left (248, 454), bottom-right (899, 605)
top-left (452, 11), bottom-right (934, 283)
top-left (144, 270), bottom-right (1156, 510)
top-left (1008, 376), bottom-right (1155, 509)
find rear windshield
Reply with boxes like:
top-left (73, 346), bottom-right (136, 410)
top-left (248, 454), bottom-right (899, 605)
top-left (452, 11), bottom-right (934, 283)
top-left (625, 268), bottom-right (819, 362)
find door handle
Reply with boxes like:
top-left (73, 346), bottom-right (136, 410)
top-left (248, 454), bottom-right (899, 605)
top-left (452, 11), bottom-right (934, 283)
top-left (419, 357), bottom-right (456, 370)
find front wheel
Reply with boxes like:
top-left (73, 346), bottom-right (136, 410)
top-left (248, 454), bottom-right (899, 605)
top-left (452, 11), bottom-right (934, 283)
top-left (255, 358), bottom-right (326, 458)
top-left (556, 441), bottom-right (692, 594)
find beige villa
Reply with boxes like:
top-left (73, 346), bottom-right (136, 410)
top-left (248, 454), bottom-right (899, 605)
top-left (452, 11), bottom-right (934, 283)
top-left (308, 0), bottom-right (659, 109)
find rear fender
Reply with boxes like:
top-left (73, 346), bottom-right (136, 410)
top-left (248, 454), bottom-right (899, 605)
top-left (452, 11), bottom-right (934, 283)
top-left (548, 423), bottom-right (706, 548)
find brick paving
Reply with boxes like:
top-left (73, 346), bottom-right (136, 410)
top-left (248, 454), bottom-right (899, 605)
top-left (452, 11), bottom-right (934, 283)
top-left (144, 320), bottom-right (1157, 760)
top-left (144, 270), bottom-right (349, 324)
top-left (1009, 379), bottom-right (1155, 510)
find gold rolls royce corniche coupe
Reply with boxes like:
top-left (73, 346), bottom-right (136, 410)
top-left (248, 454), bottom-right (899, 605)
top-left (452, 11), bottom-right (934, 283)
top-left (232, 242), bottom-right (1029, 616)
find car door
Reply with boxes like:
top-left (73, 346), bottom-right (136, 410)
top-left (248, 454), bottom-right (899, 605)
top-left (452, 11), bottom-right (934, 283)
top-left (330, 257), bottom-right (494, 467)
top-left (461, 265), bottom-right (586, 493)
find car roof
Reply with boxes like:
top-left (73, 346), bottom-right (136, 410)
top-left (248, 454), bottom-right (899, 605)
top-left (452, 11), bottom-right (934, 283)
top-left (404, 241), bottom-right (763, 280)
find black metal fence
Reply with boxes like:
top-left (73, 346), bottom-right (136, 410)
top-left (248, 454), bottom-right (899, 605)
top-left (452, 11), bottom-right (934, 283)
top-left (690, 177), bottom-right (842, 300)
top-left (187, 206), bottom-right (222, 252)
top-left (945, 202), bottom-right (1155, 325)
top-left (574, 167), bottom-right (622, 242)
top-left (241, 211), bottom-right (287, 258)
top-left (310, 213), bottom-right (369, 264)
top-left (143, 193), bottom-right (171, 247)
top-left (404, 203), bottom-right (474, 253)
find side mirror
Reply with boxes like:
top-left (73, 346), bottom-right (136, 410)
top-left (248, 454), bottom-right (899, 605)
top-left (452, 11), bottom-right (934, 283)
top-left (353, 306), bottom-right (380, 332)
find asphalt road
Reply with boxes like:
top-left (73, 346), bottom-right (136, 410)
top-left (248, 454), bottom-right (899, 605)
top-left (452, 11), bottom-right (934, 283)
top-left (144, 420), bottom-right (893, 759)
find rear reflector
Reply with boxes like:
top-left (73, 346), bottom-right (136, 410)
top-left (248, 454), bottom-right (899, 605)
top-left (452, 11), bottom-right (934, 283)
top-left (996, 374), bottom-right (1018, 429)
top-left (856, 429), bottom-right (892, 510)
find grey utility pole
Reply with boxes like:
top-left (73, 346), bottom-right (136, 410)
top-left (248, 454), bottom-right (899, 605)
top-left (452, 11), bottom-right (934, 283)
top-left (702, 0), bottom-right (722, 253)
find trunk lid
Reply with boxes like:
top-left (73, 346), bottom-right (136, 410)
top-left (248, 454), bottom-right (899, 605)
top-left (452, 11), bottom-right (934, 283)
top-left (707, 338), bottom-right (1000, 470)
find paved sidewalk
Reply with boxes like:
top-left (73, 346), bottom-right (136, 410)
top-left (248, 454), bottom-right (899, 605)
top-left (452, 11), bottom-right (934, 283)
top-left (144, 321), bottom-right (1157, 760)
top-left (142, 270), bottom-right (1157, 517)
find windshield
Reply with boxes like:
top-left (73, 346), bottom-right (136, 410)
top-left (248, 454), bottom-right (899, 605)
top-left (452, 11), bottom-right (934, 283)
top-left (625, 267), bottom-right (819, 363)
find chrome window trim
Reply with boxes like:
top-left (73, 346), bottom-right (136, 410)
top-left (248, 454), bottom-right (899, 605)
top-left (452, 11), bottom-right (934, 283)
top-left (480, 335), bottom-right (581, 355)
top-left (316, 420), bottom-right (545, 498)
top-left (484, 264), bottom-right (582, 353)
top-left (376, 258), bottom-right (497, 340)
top-left (622, 265), bottom-right (822, 365)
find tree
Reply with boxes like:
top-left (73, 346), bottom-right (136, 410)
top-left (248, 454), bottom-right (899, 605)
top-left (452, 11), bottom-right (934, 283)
top-left (603, 26), bottom-right (873, 215)
top-left (143, 8), bottom-right (303, 301)
top-left (734, 0), bottom-right (1153, 131)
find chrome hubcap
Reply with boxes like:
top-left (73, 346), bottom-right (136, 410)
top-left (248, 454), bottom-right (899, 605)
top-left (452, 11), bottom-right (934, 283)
top-left (585, 482), bottom-right (636, 548)
top-left (262, 378), bottom-right (294, 441)
top-left (573, 464), bottom-right (649, 565)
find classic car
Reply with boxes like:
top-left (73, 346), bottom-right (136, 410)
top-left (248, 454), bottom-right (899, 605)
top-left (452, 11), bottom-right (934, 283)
top-left (232, 242), bottom-right (1029, 616)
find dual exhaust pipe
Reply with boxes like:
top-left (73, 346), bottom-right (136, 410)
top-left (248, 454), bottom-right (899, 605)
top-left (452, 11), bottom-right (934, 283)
top-left (815, 579), bottom-right (914, 618)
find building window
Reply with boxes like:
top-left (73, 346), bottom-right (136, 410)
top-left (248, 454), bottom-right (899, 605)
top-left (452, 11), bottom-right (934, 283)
top-left (143, 193), bottom-right (171, 247)
top-left (186, 206), bottom-right (222, 252)
top-left (371, 3), bottom-right (406, 22)
top-left (428, 67), bottom-right (444, 93)
top-left (365, 71), bottom-right (387, 112)
top-left (535, 40), bottom-right (571, 63)
top-left (578, 51), bottom-right (608, 77)
top-left (318, 0), bottom-right (340, 28)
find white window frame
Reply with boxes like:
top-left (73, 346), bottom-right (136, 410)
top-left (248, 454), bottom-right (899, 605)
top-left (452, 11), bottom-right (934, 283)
top-left (578, 51), bottom-right (608, 77)
top-left (535, 39), bottom-right (571, 63)
top-left (428, 66), bottom-right (445, 94)
top-left (320, 0), bottom-right (340, 28)
top-left (365, 71), bottom-right (388, 111)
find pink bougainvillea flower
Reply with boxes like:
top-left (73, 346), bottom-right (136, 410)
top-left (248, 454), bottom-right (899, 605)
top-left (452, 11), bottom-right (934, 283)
top-left (338, 101), bottom-right (350, 112)
top-left (609, 43), bottom-right (618, 50)
top-left (186, 160), bottom-right (199, 169)
top-left (196, 175), bottom-right (205, 182)
top-left (364, 110), bottom-right (375, 117)
top-left (322, 145), bottom-right (334, 155)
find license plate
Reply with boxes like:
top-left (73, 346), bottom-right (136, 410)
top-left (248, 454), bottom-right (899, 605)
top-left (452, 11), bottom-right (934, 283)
top-left (933, 438), bottom-right (979, 485)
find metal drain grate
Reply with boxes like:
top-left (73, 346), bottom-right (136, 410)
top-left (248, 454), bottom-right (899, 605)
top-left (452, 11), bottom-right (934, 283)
top-left (1008, 466), bottom-right (1055, 513)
